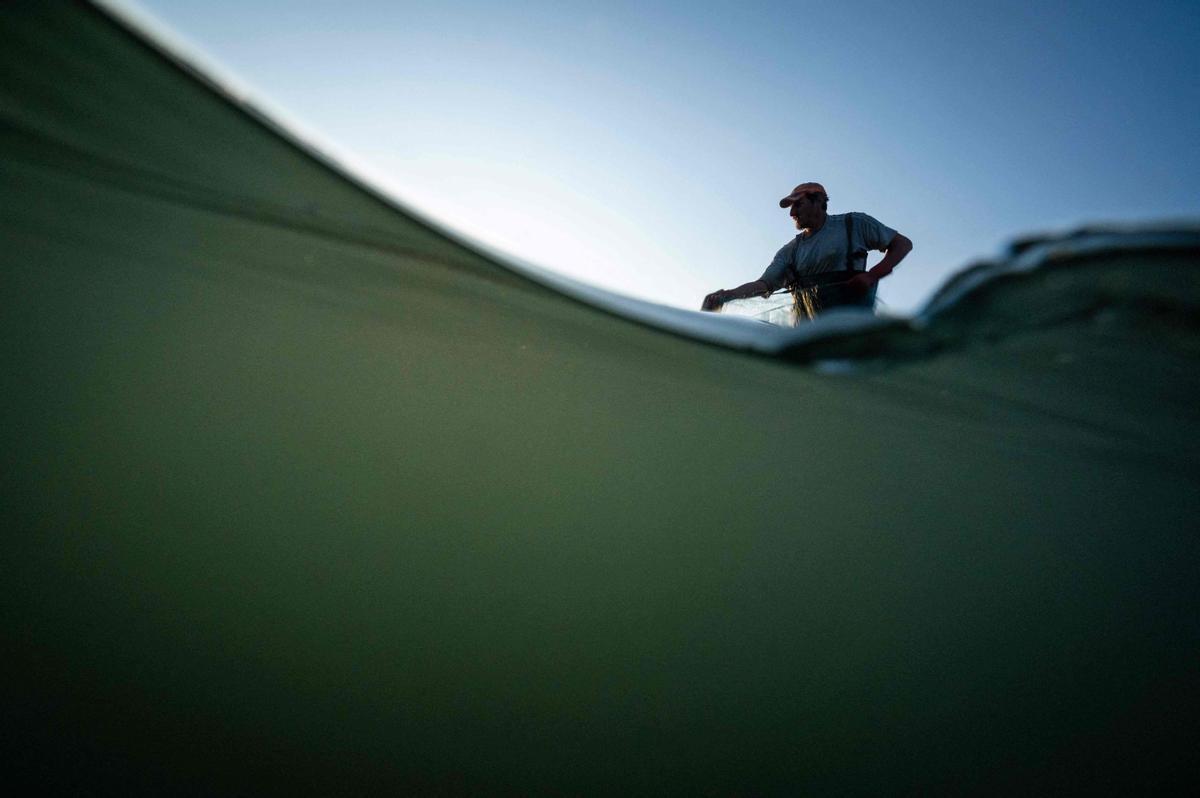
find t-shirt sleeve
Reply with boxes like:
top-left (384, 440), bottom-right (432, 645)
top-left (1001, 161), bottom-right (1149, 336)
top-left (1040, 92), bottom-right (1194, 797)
top-left (758, 240), bottom-right (795, 290)
top-left (854, 212), bottom-right (898, 251)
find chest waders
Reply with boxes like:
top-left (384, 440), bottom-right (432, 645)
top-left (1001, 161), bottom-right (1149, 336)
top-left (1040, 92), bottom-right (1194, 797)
top-left (784, 214), bottom-right (877, 321)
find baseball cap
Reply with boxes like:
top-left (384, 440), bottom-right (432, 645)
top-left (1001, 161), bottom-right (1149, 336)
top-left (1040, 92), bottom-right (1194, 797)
top-left (779, 182), bottom-right (829, 208)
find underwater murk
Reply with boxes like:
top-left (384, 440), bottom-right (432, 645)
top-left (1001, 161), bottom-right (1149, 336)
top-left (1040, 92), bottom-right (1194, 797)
top-left (3, 2), bottom-right (1198, 794)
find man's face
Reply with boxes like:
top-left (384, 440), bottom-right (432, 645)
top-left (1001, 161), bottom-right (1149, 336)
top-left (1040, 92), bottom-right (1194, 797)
top-left (788, 193), bottom-right (822, 229)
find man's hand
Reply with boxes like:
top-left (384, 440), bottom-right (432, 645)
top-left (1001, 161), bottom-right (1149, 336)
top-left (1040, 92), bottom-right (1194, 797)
top-left (701, 290), bottom-right (729, 311)
top-left (845, 272), bottom-right (878, 299)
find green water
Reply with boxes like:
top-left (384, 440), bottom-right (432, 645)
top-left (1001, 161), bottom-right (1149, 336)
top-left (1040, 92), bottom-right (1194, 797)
top-left (2, 3), bottom-right (1198, 792)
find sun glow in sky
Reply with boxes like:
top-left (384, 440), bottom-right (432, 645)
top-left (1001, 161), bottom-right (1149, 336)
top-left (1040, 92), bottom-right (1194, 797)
top-left (130, 0), bottom-right (1199, 315)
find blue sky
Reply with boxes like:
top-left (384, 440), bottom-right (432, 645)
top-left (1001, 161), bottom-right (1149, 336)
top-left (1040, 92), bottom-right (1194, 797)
top-left (131, 0), bottom-right (1199, 314)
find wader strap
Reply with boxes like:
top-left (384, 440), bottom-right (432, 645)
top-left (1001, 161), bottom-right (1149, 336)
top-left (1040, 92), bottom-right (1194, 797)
top-left (845, 213), bottom-right (857, 271)
top-left (783, 235), bottom-right (801, 287)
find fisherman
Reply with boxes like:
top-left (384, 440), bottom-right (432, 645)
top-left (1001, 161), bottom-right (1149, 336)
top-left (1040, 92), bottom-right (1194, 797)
top-left (701, 182), bottom-right (912, 318)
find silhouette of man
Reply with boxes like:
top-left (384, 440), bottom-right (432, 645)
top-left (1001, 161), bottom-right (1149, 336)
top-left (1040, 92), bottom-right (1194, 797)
top-left (702, 182), bottom-right (912, 317)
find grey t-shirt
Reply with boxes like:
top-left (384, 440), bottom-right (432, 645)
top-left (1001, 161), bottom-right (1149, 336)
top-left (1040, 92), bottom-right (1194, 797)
top-left (759, 212), bottom-right (897, 290)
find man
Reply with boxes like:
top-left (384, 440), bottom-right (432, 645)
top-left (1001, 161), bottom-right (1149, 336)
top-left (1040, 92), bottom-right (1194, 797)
top-left (702, 182), bottom-right (912, 317)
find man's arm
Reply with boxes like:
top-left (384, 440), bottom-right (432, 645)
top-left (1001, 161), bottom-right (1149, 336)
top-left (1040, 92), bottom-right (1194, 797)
top-left (847, 232), bottom-right (913, 296)
top-left (703, 239), bottom-right (794, 311)
top-left (701, 279), bottom-right (774, 311)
